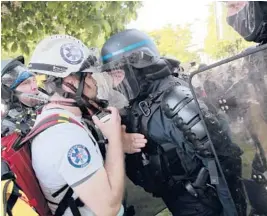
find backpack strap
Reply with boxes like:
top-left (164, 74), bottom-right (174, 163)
top-left (19, 113), bottom-right (86, 216)
top-left (49, 185), bottom-right (84, 216)
top-left (20, 114), bottom-right (84, 146)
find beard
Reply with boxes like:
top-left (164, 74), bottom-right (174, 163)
top-left (92, 72), bottom-right (129, 109)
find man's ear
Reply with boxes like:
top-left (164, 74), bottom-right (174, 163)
top-left (109, 70), bottom-right (125, 87)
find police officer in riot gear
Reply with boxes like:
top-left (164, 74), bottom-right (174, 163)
top-left (1, 56), bottom-right (47, 137)
top-left (101, 29), bottom-right (245, 216)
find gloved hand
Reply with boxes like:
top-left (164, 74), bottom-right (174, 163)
top-left (218, 96), bottom-right (238, 112)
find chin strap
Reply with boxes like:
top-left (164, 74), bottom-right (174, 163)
top-left (62, 76), bottom-right (109, 118)
top-left (74, 73), bottom-right (90, 116)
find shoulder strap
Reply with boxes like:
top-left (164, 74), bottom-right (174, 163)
top-left (20, 114), bottom-right (84, 146)
top-left (46, 184), bottom-right (84, 216)
top-left (138, 81), bottom-right (178, 137)
top-left (17, 114), bottom-right (85, 216)
top-left (51, 186), bottom-right (83, 216)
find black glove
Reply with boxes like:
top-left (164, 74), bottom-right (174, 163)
top-left (218, 96), bottom-right (238, 112)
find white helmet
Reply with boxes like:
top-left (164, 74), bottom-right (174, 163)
top-left (28, 35), bottom-right (101, 77)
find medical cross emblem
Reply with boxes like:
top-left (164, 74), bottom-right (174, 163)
top-left (68, 144), bottom-right (90, 168)
top-left (60, 43), bottom-right (84, 65)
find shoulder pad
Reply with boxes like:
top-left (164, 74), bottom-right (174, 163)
top-left (161, 85), bottom-right (208, 141)
top-left (161, 85), bottom-right (194, 118)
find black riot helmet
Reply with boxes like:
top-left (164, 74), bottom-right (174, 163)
top-left (226, 1), bottom-right (267, 44)
top-left (101, 29), bottom-right (177, 101)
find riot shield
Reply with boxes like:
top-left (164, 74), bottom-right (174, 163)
top-left (190, 44), bottom-right (267, 216)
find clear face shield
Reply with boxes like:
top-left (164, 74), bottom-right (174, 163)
top-left (1, 63), bottom-right (43, 107)
top-left (1, 63), bottom-right (35, 90)
top-left (101, 49), bottom-right (157, 102)
top-left (91, 72), bottom-right (129, 109)
top-left (102, 59), bottom-right (140, 102)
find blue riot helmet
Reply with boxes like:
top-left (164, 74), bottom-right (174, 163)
top-left (2, 56), bottom-right (33, 99)
top-left (1, 56), bottom-right (36, 107)
top-left (101, 29), bottom-right (164, 101)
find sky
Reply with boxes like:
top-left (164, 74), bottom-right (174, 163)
top-left (127, 0), bottom-right (214, 50)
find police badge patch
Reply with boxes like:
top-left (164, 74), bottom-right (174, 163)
top-left (60, 43), bottom-right (84, 65)
top-left (67, 144), bottom-right (91, 168)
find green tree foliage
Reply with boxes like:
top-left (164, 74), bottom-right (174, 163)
top-left (204, 2), bottom-right (254, 59)
top-left (148, 25), bottom-right (200, 63)
top-left (1, 1), bottom-right (142, 59)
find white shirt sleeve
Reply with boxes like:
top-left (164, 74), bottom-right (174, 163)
top-left (57, 123), bottom-right (104, 187)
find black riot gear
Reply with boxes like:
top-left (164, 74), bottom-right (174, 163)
top-left (101, 29), bottom-right (246, 215)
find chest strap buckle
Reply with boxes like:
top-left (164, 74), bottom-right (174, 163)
top-left (139, 101), bottom-right (151, 117)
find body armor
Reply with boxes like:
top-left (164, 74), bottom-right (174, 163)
top-left (122, 75), bottom-right (246, 215)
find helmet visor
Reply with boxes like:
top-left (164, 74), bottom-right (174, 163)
top-left (91, 72), bottom-right (129, 109)
top-left (102, 57), bottom-right (140, 102)
top-left (2, 64), bottom-right (34, 90)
